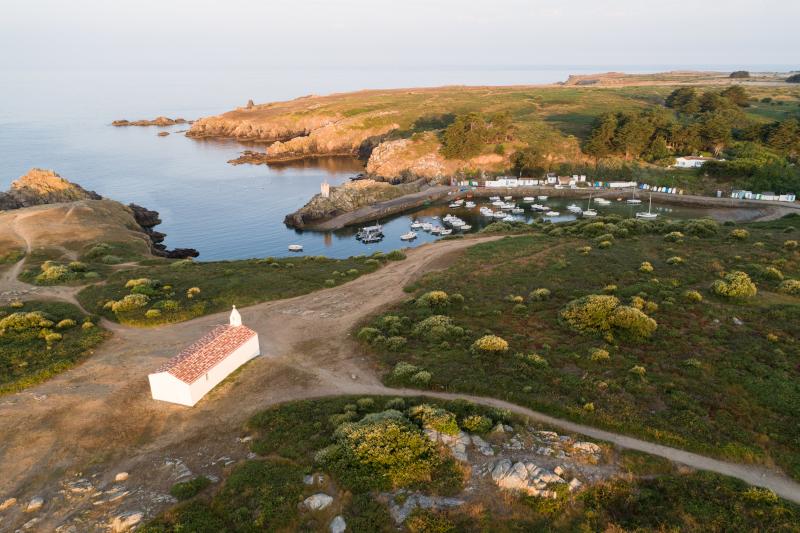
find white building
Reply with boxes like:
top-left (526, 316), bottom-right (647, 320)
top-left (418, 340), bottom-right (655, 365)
top-left (674, 156), bottom-right (715, 168)
top-left (148, 306), bottom-right (260, 407)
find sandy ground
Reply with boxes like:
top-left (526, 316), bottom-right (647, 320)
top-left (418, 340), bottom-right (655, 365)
top-left (1, 225), bottom-right (800, 529)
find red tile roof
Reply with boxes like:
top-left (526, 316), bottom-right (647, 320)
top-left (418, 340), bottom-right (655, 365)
top-left (155, 325), bottom-right (257, 384)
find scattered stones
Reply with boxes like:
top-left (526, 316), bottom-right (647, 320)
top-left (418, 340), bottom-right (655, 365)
top-left (554, 466), bottom-right (566, 477)
top-left (110, 511), bottom-right (143, 532)
top-left (236, 436), bottom-right (253, 443)
top-left (732, 317), bottom-right (744, 326)
top-left (569, 478), bottom-right (583, 492)
top-left (490, 459), bottom-right (565, 498)
top-left (388, 492), bottom-right (465, 524)
top-left (424, 429), bottom-right (471, 462)
top-left (21, 517), bottom-right (40, 530)
top-left (471, 435), bottom-right (495, 456)
top-left (25, 497), bottom-right (44, 512)
top-left (573, 442), bottom-right (601, 454)
top-left (67, 479), bottom-right (94, 494)
top-left (0, 497), bottom-right (16, 511)
top-left (329, 515), bottom-right (347, 533)
top-left (505, 435), bottom-right (525, 451)
top-left (304, 493), bottom-right (333, 511)
top-left (114, 472), bottom-right (129, 482)
top-left (164, 458), bottom-right (192, 480)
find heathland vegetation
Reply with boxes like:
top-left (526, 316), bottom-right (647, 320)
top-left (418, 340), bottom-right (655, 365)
top-left (0, 301), bottom-right (106, 393)
top-left (359, 214), bottom-right (800, 480)
top-left (144, 396), bottom-right (800, 532)
top-left (77, 251), bottom-right (405, 326)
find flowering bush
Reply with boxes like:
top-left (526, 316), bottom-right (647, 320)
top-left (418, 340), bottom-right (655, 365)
top-left (578, 246), bottom-right (592, 255)
top-left (598, 240), bottom-right (613, 249)
top-left (730, 229), bottom-right (750, 240)
top-left (664, 231), bottom-right (684, 242)
top-left (784, 240), bottom-right (798, 250)
top-left (461, 414), bottom-right (493, 434)
top-left (629, 365), bottom-right (647, 378)
top-left (777, 279), bottom-right (800, 296)
top-left (590, 348), bottom-right (610, 362)
top-left (410, 370), bottom-right (432, 386)
top-left (111, 293), bottom-right (150, 313)
top-left (186, 287), bottom-right (201, 299)
top-left (609, 306), bottom-right (657, 338)
top-left (415, 290), bottom-right (450, 309)
top-left (666, 256), bottom-right (684, 265)
top-left (56, 319), bottom-right (76, 329)
top-left (683, 290), bottom-right (703, 303)
top-left (471, 335), bottom-right (509, 353)
top-left (412, 315), bottom-right (463, 342)
top-left (639, 261), bottom-right (654, 273)
top-left (712, 271), bottom-right (757, 299)
top-left (145, 309), bottom-right (162, 319)
top-left (392, 361), bottom-right (420, 379)
top-left (529, 288), bottom-right (551, 301)
top-left (561, 295), bottom-right (656, 339)
top-left (762, 267), bottom-right (784, 281)
top-left (409, 404), bottom-right (459, 435)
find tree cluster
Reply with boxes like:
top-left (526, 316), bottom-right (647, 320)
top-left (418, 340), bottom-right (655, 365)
top-left (440, 111), bottom-right (514, 159)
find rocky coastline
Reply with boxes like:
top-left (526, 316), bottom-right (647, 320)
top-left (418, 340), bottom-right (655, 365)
top-left (112, 117), bottom-right (190, 127)
top-left (0, 169), bottom-right (198, 259)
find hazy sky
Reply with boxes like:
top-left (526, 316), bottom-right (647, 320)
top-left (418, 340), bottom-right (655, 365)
top-left (2, 0), bottom-right (797, 70)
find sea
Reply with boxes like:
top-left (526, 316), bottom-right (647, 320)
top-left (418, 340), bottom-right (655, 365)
top-left (0, 65), bottom-right (788, 260)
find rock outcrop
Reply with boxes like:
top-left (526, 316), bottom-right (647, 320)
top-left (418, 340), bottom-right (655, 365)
top-left (112, 117), bottom-right (189, 127)
top-left (284, 179), bottom-right (418, 229)
top-left (0, 168), bottom-right (101, 209)
top-left (128, 203), bottom-right (198, 259)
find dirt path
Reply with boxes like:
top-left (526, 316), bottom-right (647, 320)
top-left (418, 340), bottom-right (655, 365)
top-left (1, 233), bottom-right (800, 529)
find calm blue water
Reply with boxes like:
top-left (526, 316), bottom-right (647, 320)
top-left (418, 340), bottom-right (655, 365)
top-left (0, 66), bottom-right (757, 260)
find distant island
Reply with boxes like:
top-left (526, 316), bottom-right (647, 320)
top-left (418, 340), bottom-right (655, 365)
top-left (112, 116), bottom-right (190, 127)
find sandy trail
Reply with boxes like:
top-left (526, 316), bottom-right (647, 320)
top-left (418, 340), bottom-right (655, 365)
top-left (1, 233), bottom-right (800, 529)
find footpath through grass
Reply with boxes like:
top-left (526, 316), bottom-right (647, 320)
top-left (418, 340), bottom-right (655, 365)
top-left (359, 215), bottom-right (800, 480)
top-left (0, 301), bottom-right (107, 394)
top-left (144, 396), bottom-right (800, 532)
top-left (77, 251), bottom-right (406, 327)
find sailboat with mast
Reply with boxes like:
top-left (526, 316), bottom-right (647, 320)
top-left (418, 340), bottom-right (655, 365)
top-left (583, 193), bottom-right (598, 217)
top-left (626, 184), bottom-right (642, 204)
top-left (635, 193), bottom-right (658, 219)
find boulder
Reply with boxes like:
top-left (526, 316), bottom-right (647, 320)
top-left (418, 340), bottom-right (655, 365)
top-left (110, 511), bottom-right (143, 532)
top-left (329, 515), bottom-right (346, 533)
top-left (471, 435), bottom-right (495, 456)
top-left (568, 478), bottom-right (583, 492)
top-left (490, 460), bottom-right (565, 497)
top-left (304, 493), bottom-right (333, 511)
top-left (115, 472), bottom-right (129, 482)
top-left (0, 169), bottom-right (101, 209)
top-left (0, 497), bottom-right (16, 511)
top-left (25, 497), bottom-right (44, 512)
top-left (573, 442), bottom-right (601, 454)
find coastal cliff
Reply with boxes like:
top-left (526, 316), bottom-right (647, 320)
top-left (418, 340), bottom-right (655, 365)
top-left (112, 116), bottom-right (190, 127)
top-left (0, 169), bottom-right (198, 258)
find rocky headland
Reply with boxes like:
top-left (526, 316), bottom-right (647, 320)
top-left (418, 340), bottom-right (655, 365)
top-left (112, 116), bottom-right (190, 127)
top-left (0, 169), bottom-right (198, 259)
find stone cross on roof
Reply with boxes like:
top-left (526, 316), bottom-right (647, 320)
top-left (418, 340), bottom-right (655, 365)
top-left (229, 305), bottom-right (242, 327)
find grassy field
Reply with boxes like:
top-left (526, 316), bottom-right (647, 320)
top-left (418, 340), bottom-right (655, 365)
top-left (77, 251), bottom-right (405, 326)
top-left (143, 396), bottom-right (800, 532)
top-left (359, 215), bottom-right (800, 480)
top-left (0, 301), bottom-right (107, 394)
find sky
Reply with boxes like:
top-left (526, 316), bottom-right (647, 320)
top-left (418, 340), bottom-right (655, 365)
top-left (1, 0), bottom-right (798, 70)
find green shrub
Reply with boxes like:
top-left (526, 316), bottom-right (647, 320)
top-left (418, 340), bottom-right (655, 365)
top-left (525, 353), bottom-right (548, 367)
top-left (56, 319), bottom-right (76, 329)
top-left (325, 279), bottom-right (336, 286)
top-left (412, 315), bottom-right (463, 342)
top-left (762, 267), bottom-right (784, 281)
top-left (411, 371), bottom-right (432, 386)
top-left (101, 255), bottom-right (122, 265)
top-left (598, 240), bottom-right (613, 249)
top-left (629, 365), bottom-right (647, 378)
top-left (387, 250), bottom-right (407, 261)
top-left (784, 240), bottom-right (798, 250)
top-left (471, 335), bottom-right (509, 353)
top-left (356, 398), bottom-right (375, 410)
top-left (186, 287), bottom-right (201, 299)
top-left (111, 293), bottom-right (149, 313)
top-left (609, 306), bottom-right (657, 339)
top-left (145, 309), bottom-right (162, 319)
top-left (385, 336), bottom-right (407, 351)
top-left (392, 361), bottom-right (420, 379)
top-left (357, 327), bottom-right (382, 343)
top-left (730, 228), bottom-right (750, 240)
top-left (664, 231), bottom-right (684, 242)
top-left (578, 246), bottom-right (592, 255)
top-left (529, 288), bottom-right (551, 301)
top-left (777, 279), bottom-right (800, 296)
top-left (36, 264), bottom-right (74, 284)
top-left (347, 269), bottom-right (359, 276)
top-left (590, 348), bottom-right (611, 362)
top-left (68, 261), bottom-right (88, 272)
top-left (639, 261), bottom-right (654, 273)
top-left (416, 290), bottom-right (450, 309)
top-left (712, 271), bottom-right (757, 298)
top-left (448, 293), bottom-right (465, 306)
top-left (683, 290), bottom-right (703, 303)
top-left (560, 295), bottom-right (619, 334)
top-left (409, 404), bottom-right (459, 435)
top-left (461, 414), bottom-right (493, 434)
top-left (406, 509), bottom-right (457, 533)
top-left (170, 476), bottom-right (211, 501)
top-left (666, 256), bottom-right (684, 265)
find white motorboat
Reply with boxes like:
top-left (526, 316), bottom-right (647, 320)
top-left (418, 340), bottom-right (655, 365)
top-left (410, 221), bottom-right (423, 229)
top-left (504, 196), bottom-right (513, 201)
top-left (421, 222), bottom-right (433, 231)
top-left (582, 209), bottom-right (598, 217)
top-left (511, 207), bottom-right (525, 214)
top-left (594, 198), bottom-right (611, 206)
top-left (400, 231), bottom-right (418, 241)
top-left (567, 204), bottom-right (583, 213)
top-left (492, 200), bottom-right (504, 207)
top-left (522, 196), bottom-right (535, 203)
top-left (531, 204), bottom-right (547, 211)
top-left (288, 244), bottom-right (303, 252)
top-left (430, 226), bottom-right (443, 234)
top-left (501, 203), bottom-right (515, 210)
top-left (461, 224), bottom-right (472, 231)
top-left (502, 215), bottom-right (515, 222)
top-left (449, 203), bottom-right (461, 208)
top-left (439, 228), bottom-right (453, 235)
top-left (635, 194), bottom-right (658, 219)
top-left (544, 211), bottom-right (560, 217)
top-left (493, 211), bottom-right (507, 218)
top-left (465, 201), bottom-right (476, 208)
top-left (489, 195), bottom-right (501, 201)
top-left (537, 195), bottom-right (549, 200)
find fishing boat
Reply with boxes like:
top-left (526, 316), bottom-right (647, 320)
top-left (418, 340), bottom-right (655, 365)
top-left (356, 224), bottom-right (383, 241)
top-left (626, 185), bottom-right (642, 205)
top-left (288, 244), bottom-right (303, 252)
top-left (491, 200), bottom-right (504, 207)
top-left (635, 194), bottom-right (658, 219)
top-left (400, 231), bottom-right (418, 241)
top-left (544, 211), bottom-right (560, 217)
